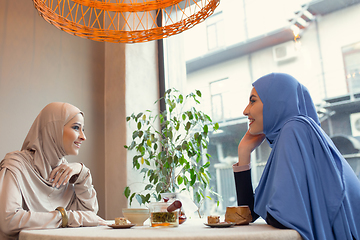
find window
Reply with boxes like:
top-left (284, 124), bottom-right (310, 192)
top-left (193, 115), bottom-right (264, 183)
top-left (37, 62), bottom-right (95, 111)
top-left (206, 11), bottom-right (224, 50)
top-left (163, 0), bottom-right (360, 217)
top-left (210, 78), bottom-right (244, 122)
top-left (343, 42), bottom-right (360, 94)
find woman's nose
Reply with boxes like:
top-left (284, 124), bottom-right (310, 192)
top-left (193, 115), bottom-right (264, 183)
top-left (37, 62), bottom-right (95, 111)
top-left (243, 104), bottom-right (250, 116)
top-left (80, 131), bottom-right (86, 141)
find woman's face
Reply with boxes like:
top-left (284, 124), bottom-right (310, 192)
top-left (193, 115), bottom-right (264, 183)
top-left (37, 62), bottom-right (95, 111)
top-left (243, 87), bottom-right (264, 135)
top-left (63, 113), bottom-right (86, 155)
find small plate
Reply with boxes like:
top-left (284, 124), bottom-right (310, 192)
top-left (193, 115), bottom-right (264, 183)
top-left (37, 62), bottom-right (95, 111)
top-left (204, 222), bottom-right (235, 228)
top-left (108, 224), bottom-right (135, 229)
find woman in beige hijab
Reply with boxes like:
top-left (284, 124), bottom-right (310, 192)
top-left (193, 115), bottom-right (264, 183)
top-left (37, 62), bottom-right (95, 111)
top-left (0, 102), bottom-right (106, 240)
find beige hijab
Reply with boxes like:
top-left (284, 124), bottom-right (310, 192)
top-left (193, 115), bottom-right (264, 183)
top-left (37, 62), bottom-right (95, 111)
top-left (21, 102), bottom-right (83, 179)
top-left (0, 102), bottom-right (83, 211)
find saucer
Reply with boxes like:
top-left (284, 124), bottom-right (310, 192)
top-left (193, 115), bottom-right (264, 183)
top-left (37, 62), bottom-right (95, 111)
top-left (204, 222), bottom-right (235, 228)
top-left (108, 224), bottom-right (135, 229)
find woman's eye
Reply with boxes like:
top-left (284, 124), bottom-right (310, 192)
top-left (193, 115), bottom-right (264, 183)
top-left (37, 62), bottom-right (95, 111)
top-left (72, 126), bottom-right (80, 131)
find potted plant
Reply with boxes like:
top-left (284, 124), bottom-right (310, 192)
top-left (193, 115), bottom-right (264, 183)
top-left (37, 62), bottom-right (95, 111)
top-left (123, 88), bottom-right (219, 214)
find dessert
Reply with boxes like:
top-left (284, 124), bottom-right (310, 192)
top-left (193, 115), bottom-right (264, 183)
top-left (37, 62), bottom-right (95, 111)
top-left (224, 206), bottom-right (252, 225)
top-left (207, 215), bottom-right (220, 224)
top-left (115, 217), bottom-right (128, 225)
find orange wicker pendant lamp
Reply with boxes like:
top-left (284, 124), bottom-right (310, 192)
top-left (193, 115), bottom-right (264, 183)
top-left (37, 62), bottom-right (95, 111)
top-left (32, 0), bottom-right (220, 43)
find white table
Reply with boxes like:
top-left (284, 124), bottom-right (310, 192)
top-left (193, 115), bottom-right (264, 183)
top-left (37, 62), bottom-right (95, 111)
top-left (19, 219), bottom-right (302, 240)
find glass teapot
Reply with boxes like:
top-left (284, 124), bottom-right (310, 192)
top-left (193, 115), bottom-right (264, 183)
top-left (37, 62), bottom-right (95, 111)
top-left (149, 193), bottom-right (186, 227)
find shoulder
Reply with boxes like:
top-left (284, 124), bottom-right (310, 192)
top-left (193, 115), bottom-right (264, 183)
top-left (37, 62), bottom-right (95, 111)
top-left (1, 151), bottom-right (29, 172)
top-left (274, 117), bottom-right (319, 155)
top-left (279, 118), bottom-right (313, 139)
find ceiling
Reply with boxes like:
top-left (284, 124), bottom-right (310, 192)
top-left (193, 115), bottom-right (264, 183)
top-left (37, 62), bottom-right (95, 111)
top-left (186, 0), bottom-right (360, 74)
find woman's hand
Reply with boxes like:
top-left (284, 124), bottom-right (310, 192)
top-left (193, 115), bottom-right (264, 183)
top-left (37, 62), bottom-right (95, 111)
top-left (237, 130), bottom-right (266, 166)
top-left (97, 216), bottom-right (108, 226)
top-left (49, 163), bottom-right (83, 188)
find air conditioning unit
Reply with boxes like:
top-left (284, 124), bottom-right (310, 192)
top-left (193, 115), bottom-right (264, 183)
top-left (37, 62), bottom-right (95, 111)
top-left (272, 41), bottom-right (298, 63)
top-left (350, 112), bottom-right (360, 137)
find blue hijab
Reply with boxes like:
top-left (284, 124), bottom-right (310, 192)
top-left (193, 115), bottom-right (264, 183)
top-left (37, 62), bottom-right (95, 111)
top-left (253, 73), bottom-right (360, 240)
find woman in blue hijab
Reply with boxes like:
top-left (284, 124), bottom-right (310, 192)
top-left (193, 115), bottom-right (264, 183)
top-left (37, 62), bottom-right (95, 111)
top-left (234, 73), bottom-right (360, 240)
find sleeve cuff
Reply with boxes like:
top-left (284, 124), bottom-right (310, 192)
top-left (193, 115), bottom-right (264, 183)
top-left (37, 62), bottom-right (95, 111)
top-left (233, 163), bottom-right (251, 172)
top-left (73, 163), bottom-right (88, 184)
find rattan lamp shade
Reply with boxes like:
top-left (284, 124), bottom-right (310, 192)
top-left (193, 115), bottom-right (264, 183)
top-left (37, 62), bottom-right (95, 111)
top-left (32, 0), bottom-right (220, 43)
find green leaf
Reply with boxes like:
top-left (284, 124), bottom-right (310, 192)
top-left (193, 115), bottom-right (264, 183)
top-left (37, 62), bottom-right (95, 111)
top-left (179, 94), bottom-right (184, 103)
top-left (129, 193), bottom-right (136, 205)
top-left (126, 116), bottom-right (131, 122)
top-left (203, 125), bottom-right (208, 134)
top-left (124, 186), bottom-right (131, 198)
top-left (205, 114), bottom-right (212, 122)
top-left (153, 175), bottom-right (159, 184)
top-left (129, 141), bottom-right (136, 150)
top-left (214, 122), bottom-right (219, 130)
top-left (185, 162), bottom-right (190, 169)
top-left (133, 155), bottom-right (141, 164)
top-left (177, 175), bottom-right (183, 185)
top-left (145, 193), bottom-right (151, 203)
top-left (202, 172), bottom-right (210, 184)
top-left (137, 122), bottom-right (142, 130)
top-left (136, 112), bottom-right (143, 120)
top-left (149, 172), bottom-right (155, 182)
top-left (179, 156), bottom-right (186, 165)
top-left (187, 111), bottom-right (193, 120)
top-left (156, 182), bottom-right (164, 193)
top-left (185, 122), bottom-right (191, 131)
top-left (196, 90), bottom-right (202, 97)
top-left (190, 175), bottom-right (196, 186)
top-left (145, 184), bottom-right (153, 190)
top-left (203, 161), bottom-right (210, 168)
top-left (136, 194), bottom-right (143, 205)
top-left (140, 167), bottom-right (149, 173)
top-left (132, 131), bottom-right (139, 139)
top-left (183, 177), bottom-right (188, 185)
top-left (195, 192), bottom-right (201, 203)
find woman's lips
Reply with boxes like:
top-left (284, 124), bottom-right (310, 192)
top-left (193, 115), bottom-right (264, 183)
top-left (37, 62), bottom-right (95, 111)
top-left (248, 118), bottom-right (254, 125)
top-left (74, 142), bottom-right (82, 148)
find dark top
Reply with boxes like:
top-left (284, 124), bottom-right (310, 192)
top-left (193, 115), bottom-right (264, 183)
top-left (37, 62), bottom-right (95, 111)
top-left (234, 169), bottom-right (287, 229)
